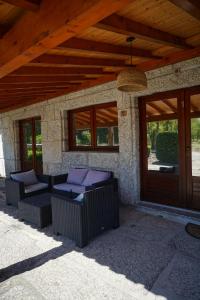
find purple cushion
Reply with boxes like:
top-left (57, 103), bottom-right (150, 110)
top-left (53, 183), bottom-right (86, 194)
top-left (67, 168), bottom-right (88, 185)
top-left (82, 170), bottom-right (111, 186)
top-left (11, 169), bottom-right (38, 186)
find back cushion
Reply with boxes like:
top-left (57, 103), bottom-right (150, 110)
top-left (82, 170), bottom-right (111, 186)
top-left (11, 169), bottom-right (38, 186)
top-left (67, 168), bottom-right (88, 185)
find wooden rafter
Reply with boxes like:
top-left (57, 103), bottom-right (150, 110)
top-left (59, 37), bottom-right (160, 59)
top-left (10, 67), bottom-right (112, 76)
top-left (96, 14), bottom-right (191, 49)
top-left (0, 76), bottom-right (97, 84)
top-left (0, 0), bottom-right (132, 79)
top-left (138, 46), bottom-right (200, 71)
top-left (147, 102), bottom-right (166, 114)
top-left (168, 0), bottom-right (200, 21)
top-left (163, 99), bottom-right (177, 112)
top-left (32, 54), bottom-right (126, 67)
top-left (2, 0), bottom-right (40, 12)
top-left (0, 83), bottom-right (79, 90)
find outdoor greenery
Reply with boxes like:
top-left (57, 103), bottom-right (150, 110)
top-left (76, 129), bottom-right (91, 146)
top-left (156, 132), bottom-right (178, 164)
top-left (147, 120), bottom-right (178, 164)
top-left (191, 118), bottom-right (200, 151)
top-left (76, 126), bottom-right (119, 146)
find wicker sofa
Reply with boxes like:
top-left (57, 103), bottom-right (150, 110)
top-left (5, 169), bottom-right (51, 207)
top-left (51, 168), bottom-right (119, 247)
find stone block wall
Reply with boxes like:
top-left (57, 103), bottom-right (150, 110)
top-left (0, 57), bottom-right (199, 205)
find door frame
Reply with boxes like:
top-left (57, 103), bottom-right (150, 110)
top-left (185, 85), bottom-right (200, 209)
top-left (139, 86), bottom-right (200, 210)
top-left (19, 116), bottom-right (42, 172)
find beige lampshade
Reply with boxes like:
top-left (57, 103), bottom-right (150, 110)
top-left (117, 67), bottom-right (147, 92)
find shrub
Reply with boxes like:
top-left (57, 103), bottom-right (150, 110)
top-left (156, 132), bottom-right (178, 164)
top-left (147, 146), bottom-right (151, 157)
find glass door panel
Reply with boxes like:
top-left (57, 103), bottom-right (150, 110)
top-left (140, 94), bottom-right (184, 208)
top-left (35, 118), bottom-right (43, 173)
top-left (187, 91), bottom-right (200, 210)
top-left (19, 117), bottom-right (43, 174)
top-left (21, 120), bottom-right (33, 171)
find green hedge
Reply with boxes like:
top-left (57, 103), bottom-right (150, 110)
top-left (156, 132), bottom-right (178, 164)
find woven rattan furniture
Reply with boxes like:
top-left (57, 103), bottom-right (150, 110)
top-left (51, 180), bottom-right (119, 248)
top-left (18, 193), bottom-right (52, 228)
top-left (5, 170), bottom-right (51, 208)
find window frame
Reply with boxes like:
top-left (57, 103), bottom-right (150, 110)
top-left (68, 102), bottom-right (119, 152)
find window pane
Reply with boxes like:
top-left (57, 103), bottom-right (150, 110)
top-left (191, 93), bottom-right (200, 176)
top-left (146, 98), bottom-right (179, 173)
top-left (22, 122), bottom-right (33, 161)
top-left (96, 106), bottom-right (118, 147)
top-left (73, 110), bottom-right (91, 146)
top-left (35, 119), bottom-right (42, 162)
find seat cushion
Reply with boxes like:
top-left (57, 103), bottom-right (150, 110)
top-left (82, 170), bottom-right (111, 186)
top-left (53, 183), bottom-right (86, 194)
top-left (11, 169), bottom-right (38, 186)
top-left (67, 168), bottom-right (88, 185)
top-left (24, 182), bottom-right (48, 194)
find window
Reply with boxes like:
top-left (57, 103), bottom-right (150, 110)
top-left (68, 102), bottom-right (119, 151)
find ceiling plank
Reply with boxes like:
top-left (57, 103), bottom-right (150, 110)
top-left (0, 76), bottom-right (98, 84)
top-left (10, 66), bottom-right (111, 76)
top-left (138, 46), bottom-right (200, 71)
top-left (0, 74), bottom-right (117, 112)
top-left (0, 0), bottom-right (132, 79)
top-left (168, 0), bottom-right (200, 21)
top-left (2, 0), bottom-right (40, 11)
top-left (96, 14), bottom-right (191, 49)
top-left (32, 54), bottom-right (126, 67)
top-left (59, 37), bottom-right (160, 59)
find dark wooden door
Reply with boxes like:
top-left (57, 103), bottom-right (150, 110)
top-left (19, 117), bottom-right (43, 174)
top-left (139, 90), bottom-right (186, 208)
top-left (139, 87), bottom-right (200, 211)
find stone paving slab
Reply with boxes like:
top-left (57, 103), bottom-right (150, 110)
top-left (0, 195), bottom-right (200, 300)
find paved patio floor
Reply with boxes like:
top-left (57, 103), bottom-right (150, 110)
top-left (0, 191), bottom-right (200, 300)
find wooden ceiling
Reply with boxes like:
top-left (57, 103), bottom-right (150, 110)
top-left (0, 0), bottom-right (199, 112)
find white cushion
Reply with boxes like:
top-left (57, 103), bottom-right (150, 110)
top-left (11, 169), bottom-right (38, 186)
top-left (24, 182), bottom-right (48, 194)
top-left (53, 183), bottom-right (86, 194)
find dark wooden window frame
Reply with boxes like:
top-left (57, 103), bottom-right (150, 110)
top-left (68, 102), bottom-right (119, 152)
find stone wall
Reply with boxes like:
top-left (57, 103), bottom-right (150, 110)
top-left (0, 57), bottom-right (199, 205)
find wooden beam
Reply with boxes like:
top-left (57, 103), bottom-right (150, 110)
top-left (168, 0), bottom-right (200, 21)
top-left (138, 46), bottom-right (200, 71)
top-left (0, 76), bottom-right (97, 84)
top-left (0, 83), bottom-right (79, 89)
top-left (10, 66), bottom-right (111, 76)
top-left (2, 0), bottom-right (40, 12)
top-left (59, 37), bottom-right (160, 59)
top-left (96, 14), bottom-right (191, 49)
top-left (32, 54), bottom-right (126, 67)
top-left (0, 0), bottom-right (132, 78)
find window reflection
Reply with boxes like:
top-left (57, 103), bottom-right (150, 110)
top-left (74, 110), bottom-right (92, 146)
top-left (146, 98), bottom-right (179, 173)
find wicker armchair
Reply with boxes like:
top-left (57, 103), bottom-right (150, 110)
top-left (5, 170), bottom-right (51, 208)
top-left (51, 178), bottom-right (119, 248)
